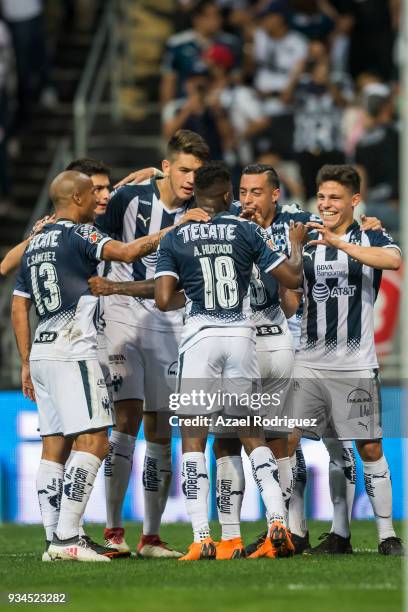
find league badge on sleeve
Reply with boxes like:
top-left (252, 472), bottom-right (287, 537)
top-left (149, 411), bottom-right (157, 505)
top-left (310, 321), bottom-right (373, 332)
top-left (75, 225), bottom-right (105, 244)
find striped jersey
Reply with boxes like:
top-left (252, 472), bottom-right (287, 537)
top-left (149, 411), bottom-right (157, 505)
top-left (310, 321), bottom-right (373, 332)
top-left (97, 179), bottom-right (194, 331)
top-left (295, 223), bottom-right (400, 370)
top-left (230, 201), bottom-right (320, 349)
top-left (13, 220), bottom-right (112, 361)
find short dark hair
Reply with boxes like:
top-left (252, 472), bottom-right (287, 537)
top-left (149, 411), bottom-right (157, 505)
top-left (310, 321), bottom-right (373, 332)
top-left (167, 129), bottom-right (210, 163)
top-left (192, 0), bottom-right (217, 19)
top-left (65, 157), bottom-right (111, 178)
top-left (242, 163), bottom-right (280, 189)
top-left (194, 161), bottom-right (231, 191)
top-left (316, 164), bottom-right (360, 194)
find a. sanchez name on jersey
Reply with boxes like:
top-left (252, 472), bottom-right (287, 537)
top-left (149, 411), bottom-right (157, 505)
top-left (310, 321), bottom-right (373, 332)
top-left (230, 201), bottom-right (320, 348)
top-left (296, 223), bottom-right (400, 370)
top-left (13, 220), bottom-right (112, 361)
top-left (97, 178), bottom-right (194, 331)
top-left (154, 213), bottom-right (286, 353)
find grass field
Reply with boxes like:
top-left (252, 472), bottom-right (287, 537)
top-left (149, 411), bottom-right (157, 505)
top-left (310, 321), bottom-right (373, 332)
top-left (0, 521), bottom-right (403, 612)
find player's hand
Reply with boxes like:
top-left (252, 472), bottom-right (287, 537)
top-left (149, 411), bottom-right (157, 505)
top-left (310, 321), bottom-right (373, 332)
top-left (177, 208), bottom-right (210, 225)
top-left (306, 221), bottom-right (344, 248)
top-left (240, 205), bottom-right (264, 227)
top-left (360, 214), bottom-right (383, 231)
top-left (289, 220), bottom-right (308, 245)
top-left (113, 167), bottom-right (161, 189)
top-left (88, 276), bottom-right (115, 296)
top-left (29, 214), bottom-right (55, 238)
top-left (22, 363), bottom-right (35, 402)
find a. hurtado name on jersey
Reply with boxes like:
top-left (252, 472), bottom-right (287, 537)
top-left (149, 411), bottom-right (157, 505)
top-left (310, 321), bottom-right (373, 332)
top-left (177, 223), bottom-right (236, 243)
top-left (315, 262), bottom-right (348, 278)
top-left (193, 243), bottom-right (233, 256)
top-left (26, 230), bottom-right (62, 253)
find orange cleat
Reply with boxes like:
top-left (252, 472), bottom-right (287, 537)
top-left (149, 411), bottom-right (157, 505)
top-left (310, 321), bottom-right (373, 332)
top-left (216, 538), bottom-right (245, 560)
top-left (247, 521), bottom-right (294, 559)
top-left (179, 537), bottom-right (216, 561)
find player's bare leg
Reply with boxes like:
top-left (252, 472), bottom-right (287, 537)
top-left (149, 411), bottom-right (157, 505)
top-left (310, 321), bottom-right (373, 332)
top-left (104, 398), bottom-right (142, 556)
top-left (286, 430), bottom-right (310, 553)
top-left (213, 437), bottom-right (245, 559)
top-left (137, 411), bottom-right (181, 558)
top-left (48, 429), bottom-right (111, 562)
top-left (356, 439), bottom-right (403, 555)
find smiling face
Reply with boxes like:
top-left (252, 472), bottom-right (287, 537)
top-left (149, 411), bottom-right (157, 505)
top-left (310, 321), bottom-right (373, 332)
top-left (91, 173), bottom-right (110, 215)
top-left (317, 180), bottom-right (360, 233)
top-left (162, 152), bottom-right (204, 201)
top-left (239, 172), bottom-right (280, 228)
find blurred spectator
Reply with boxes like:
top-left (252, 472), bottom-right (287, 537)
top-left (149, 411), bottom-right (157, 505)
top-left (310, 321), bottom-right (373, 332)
top-left (162, 70), bottom-right (227, 159)
top-left (160, 0), bottom-right (241, 106)
top-left (354, 84), bottom-right (399, 230)
top-left (1, 0), bottom-right (57, 128)
top-left (0, 18), bottom-right (11, 210)
top-left (203, 43), bottom-right (269, 166)
top-left (282, 40), bottom-right (350, 200)
top-left (289, 0), bottom-right (335, 41)
top-left (257, 150), bottom-right (304, 204)
top-left (252, 1), bottom-right (308, 156)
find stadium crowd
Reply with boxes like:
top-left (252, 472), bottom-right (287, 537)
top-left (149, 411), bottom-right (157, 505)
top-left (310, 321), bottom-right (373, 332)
top-left (160, 0), bottom-right (400, 229)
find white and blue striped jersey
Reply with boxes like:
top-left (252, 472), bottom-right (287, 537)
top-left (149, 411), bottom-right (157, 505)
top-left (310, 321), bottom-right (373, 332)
top-left (155, 213), bottom-right (286, 353)
top-left (230, 201), bottom-right (320, 349)
top-left (97, 179), bottom-right (194, 331)
top-left (295, 223), bottom-right (400, 370)
top-left (13, 220), bottom-right (112, 361)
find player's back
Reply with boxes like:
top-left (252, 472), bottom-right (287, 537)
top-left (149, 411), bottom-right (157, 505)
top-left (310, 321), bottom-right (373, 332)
top-left (14, 220), bottom-right (111, 361)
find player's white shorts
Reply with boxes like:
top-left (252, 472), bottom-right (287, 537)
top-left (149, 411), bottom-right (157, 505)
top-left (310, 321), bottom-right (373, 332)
top-left (30, 359), bottom-right (114, 437)
top-left (176, 335), bottom-right (262, 417)
top-left (257, 345), bottom-right (294, 435)
top-left (104, 319), bottom-right (180, 411)
top-left (292, 365), bottom-right (382, 440)
top-left (97, 332), bottom-right (112, 402)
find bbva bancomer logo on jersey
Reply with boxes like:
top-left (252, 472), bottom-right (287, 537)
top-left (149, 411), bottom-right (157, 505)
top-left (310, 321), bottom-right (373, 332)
top-left (312, 282), bottom-right (356, 303)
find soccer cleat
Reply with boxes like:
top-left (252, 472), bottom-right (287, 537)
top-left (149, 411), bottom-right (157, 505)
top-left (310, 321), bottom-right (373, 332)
top-left (48, 534), bottom-right (110, 562)
top-left (216, 538), bottom-right (245, 560)
top-left (248, 521), bottom-right (294, 559)
top-left (378, 537), bottom-right (404, 556)
top-left (81, 535), bottom-right (122, 559)
top-left (304, 532), bottom-right (353, 555)
top-left (179, 537), bottom-right (216, 561)
top-left (42, 540), bottom-right (52, 562)
top-left (244, 530), bottom-right (267, 557)
top-left (137, 534), bottom-right (183, 558)
top-left (291, 531), bottom-right (311, 555)
top-left (104, 528), bottom-right (131, 557)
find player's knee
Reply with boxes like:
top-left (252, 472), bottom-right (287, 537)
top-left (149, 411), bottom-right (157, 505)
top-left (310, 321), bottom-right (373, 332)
top-left (356, 440), bottom-right (383, 462)
top-left (114, 400), bottom-right (142, 436)
top-left (213, 437), bottom-right (241, 459)
top-left (287, 431), bottom-right (301, 456)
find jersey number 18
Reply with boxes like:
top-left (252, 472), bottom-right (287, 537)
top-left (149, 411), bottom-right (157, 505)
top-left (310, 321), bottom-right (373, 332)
top-left (199, 256), bottom-right (239, 310)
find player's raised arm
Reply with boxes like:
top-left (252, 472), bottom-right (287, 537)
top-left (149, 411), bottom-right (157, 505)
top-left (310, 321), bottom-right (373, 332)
top-left (88, 276), bottom-right (155, 298)
top-left (11, 295), bottom-right (35, 402)
top-left (279, 286), bottom-right (303, 318)
top-left (306, 222), bottom-right (401, 270)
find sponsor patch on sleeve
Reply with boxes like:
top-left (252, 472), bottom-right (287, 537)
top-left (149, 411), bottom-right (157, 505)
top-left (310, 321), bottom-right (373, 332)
top-left (75, 225), bottom-right (105, 244)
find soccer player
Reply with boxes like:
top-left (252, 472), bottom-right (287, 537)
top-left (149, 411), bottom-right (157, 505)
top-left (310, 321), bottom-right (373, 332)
top-left (11, 170), bottom-right (206, 561)
top-left (288, 164), bottom-right (403, 555)
top-left (154, 162), bottom-right (305, 560)
top-left (97, 129), bottom-right (211, 557)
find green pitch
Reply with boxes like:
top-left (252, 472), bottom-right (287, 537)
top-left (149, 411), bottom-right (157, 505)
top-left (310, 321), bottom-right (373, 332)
top-left (0, 521), bottom-right (403, 612)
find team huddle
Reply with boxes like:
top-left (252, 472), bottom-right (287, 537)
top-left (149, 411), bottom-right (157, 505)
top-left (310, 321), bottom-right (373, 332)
top-left (6, 129), bottom-right (403, 562)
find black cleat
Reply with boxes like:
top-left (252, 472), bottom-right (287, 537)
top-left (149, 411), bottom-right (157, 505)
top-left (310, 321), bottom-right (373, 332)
top-left (378, 537), bottom-right (404, 556)
top-left (291, 531), bottom-right (310, 555)
top-left (81, 535), bottom-right (122, 559)
top-left (304, 532), bottom-right (353, 555)
top-left (244, 531), bottom-right (267, 557)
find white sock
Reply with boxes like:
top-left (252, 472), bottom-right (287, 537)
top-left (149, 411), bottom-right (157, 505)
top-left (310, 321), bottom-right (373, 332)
top-left (276, 456), bottom-right (293, 521)
top-left (56, 451), bottom-right (102, 540)
top-left (181, 452), bottom-right (210, 543)
top-left (36, 460), bottom-right (64, 541)
top-left (249, 446), bottom-right (286, 527)
top-left (104, 431), bottom-right (135, 529)
top-left (288, 444), bottom-right (307, 537)
top-left (323, 438), bottom-right (356, 538)
top-left (142, 442), bottom-right (172, 536)
top-left (65, 451), bottom-right (86, 537)
top-left (363, 455), bottom-right (396, 542)
top-left (216, 455), bottom-right (244, 540)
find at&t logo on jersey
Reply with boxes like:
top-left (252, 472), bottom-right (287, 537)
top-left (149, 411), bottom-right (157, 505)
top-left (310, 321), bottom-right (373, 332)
top-left (312, 283), bottom-right (356, 303)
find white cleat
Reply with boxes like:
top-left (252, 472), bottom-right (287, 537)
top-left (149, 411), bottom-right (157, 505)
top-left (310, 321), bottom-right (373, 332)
top-left (48, 535), bottom-right (110, 562)
top-left (103, 528), bottom-right (131, 557)
top-left (137, 535), bottom-right (183, 558)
